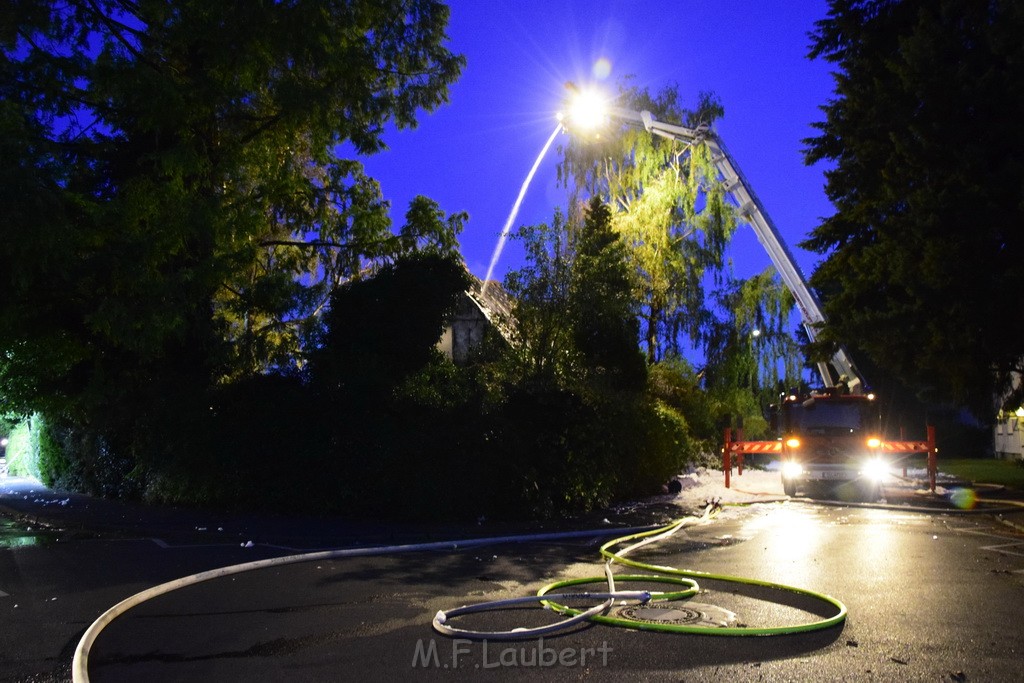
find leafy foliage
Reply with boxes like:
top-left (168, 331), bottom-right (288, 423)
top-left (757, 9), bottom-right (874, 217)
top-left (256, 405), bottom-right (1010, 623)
top-left (501, 211), bottom-right (579, 386)
top-left (0, 0), bottom-right (463, 490)
top-left (312, 252), bottom-right (472, 403)
top-left (553, 80), bottom-right (805, 446)
top-left (703, 268), bottom-right (802, 417)
top-left (494, 198), bottom-right (688, 514)
top-left (146, 253), bottom-right (477, 515)
top-left (803, 0), bottom-right (1024, 416)
top-left (559, 83), bottom-right (736, 362)
top-left (569, 198), bottom-right (647, 393)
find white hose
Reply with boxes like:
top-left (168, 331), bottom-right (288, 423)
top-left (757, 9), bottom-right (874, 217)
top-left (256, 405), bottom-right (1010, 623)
top-left (71, 524), bottom-right (658, 683)
top-left (431, 510), bottom-right (710, 640)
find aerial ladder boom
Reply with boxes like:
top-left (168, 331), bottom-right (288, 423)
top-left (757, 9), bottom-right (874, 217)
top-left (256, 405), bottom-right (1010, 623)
top-left (604, 108), bottom-right (863, 393)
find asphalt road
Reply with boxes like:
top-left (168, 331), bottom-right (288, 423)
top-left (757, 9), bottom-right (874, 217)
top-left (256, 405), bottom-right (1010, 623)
top-left (2, 478), bottom-right (1023, 682)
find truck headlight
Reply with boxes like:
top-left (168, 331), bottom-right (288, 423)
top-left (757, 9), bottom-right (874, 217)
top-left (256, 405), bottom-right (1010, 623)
top-left (860, 458), bottom-right (888, 481)
top-left (782, 461), bottom-right (804, 479)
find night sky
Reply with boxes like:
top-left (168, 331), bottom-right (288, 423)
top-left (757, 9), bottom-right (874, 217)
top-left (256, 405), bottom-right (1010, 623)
top-left (360, 0), bottom-right (836, 288)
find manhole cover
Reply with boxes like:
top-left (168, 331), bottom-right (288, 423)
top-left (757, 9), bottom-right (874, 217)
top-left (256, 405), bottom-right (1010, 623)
top-left (616, 602), bottom-right (738, 628)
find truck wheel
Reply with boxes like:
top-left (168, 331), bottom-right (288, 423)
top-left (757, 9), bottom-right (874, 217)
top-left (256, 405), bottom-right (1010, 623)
top-left (783, 477), bottom-right (797, 497)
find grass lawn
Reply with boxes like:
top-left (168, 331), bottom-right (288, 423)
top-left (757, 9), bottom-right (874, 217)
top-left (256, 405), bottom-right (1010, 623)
top-left (928, 457), bottom-right (1024, 491)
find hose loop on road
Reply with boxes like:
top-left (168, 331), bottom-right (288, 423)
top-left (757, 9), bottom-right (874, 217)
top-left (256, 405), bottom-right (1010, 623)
top-left (434, 504), bottom-right (848, 639)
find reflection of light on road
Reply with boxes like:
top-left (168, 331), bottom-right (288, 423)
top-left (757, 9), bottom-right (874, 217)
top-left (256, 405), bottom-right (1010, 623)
top-left (742, 505), bottom-right (823, 584)
top-left (742, 505), bottom-right (903, 586)
top-left (849, 508), bottom-right (898, 583)
top-left (0, 518), bottom-right (41, 548)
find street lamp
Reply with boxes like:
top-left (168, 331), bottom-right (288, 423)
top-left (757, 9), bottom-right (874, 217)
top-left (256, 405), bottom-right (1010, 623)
top-left (560, 85), bottom-right (609, 131)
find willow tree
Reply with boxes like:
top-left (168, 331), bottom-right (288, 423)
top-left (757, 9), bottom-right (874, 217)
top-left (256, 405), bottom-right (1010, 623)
top-left (703, 269), bottom-right (802, 423)
top-left (557, 80), bottom-right (805, 421)
top-left (559, 83), bottom-right (757, 361)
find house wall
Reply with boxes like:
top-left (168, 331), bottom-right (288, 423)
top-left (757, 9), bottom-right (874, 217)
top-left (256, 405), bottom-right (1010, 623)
top-left (994, 371), bottom-right (1024, 461)
top-left (438, 293), bottom-right (490, 365)
top-left (994, 414), bottom-right (1024, 461)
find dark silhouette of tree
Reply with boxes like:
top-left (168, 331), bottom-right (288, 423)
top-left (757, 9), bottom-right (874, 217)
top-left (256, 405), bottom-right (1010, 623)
top-left (568, 197), bottom-right (647, 393)
top-left (0, 0), bottom-right (463, 488)
top-left (803, 0), bottom-right (1024, 417)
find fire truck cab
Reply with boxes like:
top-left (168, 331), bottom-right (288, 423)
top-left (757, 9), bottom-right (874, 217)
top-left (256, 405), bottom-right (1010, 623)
top-left (776, 389), bottom-right (887, 500)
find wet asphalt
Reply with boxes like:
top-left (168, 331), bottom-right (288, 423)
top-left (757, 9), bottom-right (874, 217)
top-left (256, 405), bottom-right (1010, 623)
top-left (2, 476), bottom-right (1024, 682)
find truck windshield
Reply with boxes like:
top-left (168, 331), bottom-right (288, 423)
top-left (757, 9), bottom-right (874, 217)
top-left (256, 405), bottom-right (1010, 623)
top-left (785, 402), bottom-right (869, 435)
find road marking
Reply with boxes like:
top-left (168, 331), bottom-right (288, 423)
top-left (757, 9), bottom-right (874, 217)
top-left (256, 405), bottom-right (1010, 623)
top-left (0, 589), bottom-right (9, 597)
top-left (978, 541), bottom-right (1024, 574)
top-left (979, 541), bottom-right (1024, 558)
top-left (948, 525), bottom-right (1024, 573)
top-left (948, 525), bottom-right (1019, 540)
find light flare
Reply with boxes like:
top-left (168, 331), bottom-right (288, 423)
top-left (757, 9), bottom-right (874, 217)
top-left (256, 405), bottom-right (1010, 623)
top-left (566, 87), bottom-right (608, 131)
top-left (949, 487), bottom-right (977, 510)
top-left (860, 458), bottom-right (889, 482)
top-left (781, 461), bottom-right (803, 479)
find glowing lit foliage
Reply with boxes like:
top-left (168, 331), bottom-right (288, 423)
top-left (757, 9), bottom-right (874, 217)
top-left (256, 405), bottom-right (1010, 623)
top-left (0, 0), bottom-right (464, 421)
top-left (558, 83), bottom-right (737, 362)
top-left (804, 0), bottom-right (1024, 415)
top-left (706, 270), bottom-right (800, 390)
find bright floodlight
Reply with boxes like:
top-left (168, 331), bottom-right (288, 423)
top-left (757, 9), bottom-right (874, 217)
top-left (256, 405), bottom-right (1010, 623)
top-left (781, 461), bottom-right (803, 479)
top-left (860, 458), bottom-right (889, 482)
top-left (566, 88), bottom-right (608, 130)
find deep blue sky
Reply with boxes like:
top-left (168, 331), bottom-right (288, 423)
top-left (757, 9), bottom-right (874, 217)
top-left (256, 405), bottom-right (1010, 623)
top-left (361, 0), bottom-right (835, 286)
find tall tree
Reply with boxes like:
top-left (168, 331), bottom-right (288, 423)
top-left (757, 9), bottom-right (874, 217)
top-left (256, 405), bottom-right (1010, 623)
top-left (704, 268), bottom-right (802, 394)
top-left (503, 198), bottom-right (645, 392)
top-left (502, 210), bottom-right (578, 387)
top-left (803, 0), bottom-right (1024, 416)
top-left (0, 0), bottom-right (464, 430)
top-left (568, 196), bottom-right (646, 393)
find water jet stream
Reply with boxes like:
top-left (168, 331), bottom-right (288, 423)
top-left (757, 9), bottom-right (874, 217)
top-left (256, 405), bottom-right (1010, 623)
top-left (481, 123), bottom-right (563, 295)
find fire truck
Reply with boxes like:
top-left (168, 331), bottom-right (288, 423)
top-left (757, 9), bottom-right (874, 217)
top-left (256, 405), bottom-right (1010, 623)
top-left (573, 101), bottom-right (935, 499)
top-left (774, 389), bottom-right (886, 499)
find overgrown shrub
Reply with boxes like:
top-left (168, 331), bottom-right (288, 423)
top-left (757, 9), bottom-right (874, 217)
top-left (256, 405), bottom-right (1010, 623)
top-left (3, 419), bottom-right (33, 477)
top-left (0, 413), bottom-right (138, 496)
top-left (144, 373), bottom-right (334, 511)
top-left (31, 413), bottom-right (69, 488)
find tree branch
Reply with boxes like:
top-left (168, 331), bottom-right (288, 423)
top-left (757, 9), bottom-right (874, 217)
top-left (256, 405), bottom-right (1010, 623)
top-left (259, 239), bottom-right (351, 250)
top-left (82, 0), bottom-right (162, 73)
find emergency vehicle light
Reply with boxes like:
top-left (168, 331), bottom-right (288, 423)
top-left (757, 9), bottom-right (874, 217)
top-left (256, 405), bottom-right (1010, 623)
top-left (781, 461), bottom-right (804, 479)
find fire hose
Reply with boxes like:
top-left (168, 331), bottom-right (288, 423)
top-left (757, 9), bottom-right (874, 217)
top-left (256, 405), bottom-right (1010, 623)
top-left (433, 502), bottom-right (847, 639)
